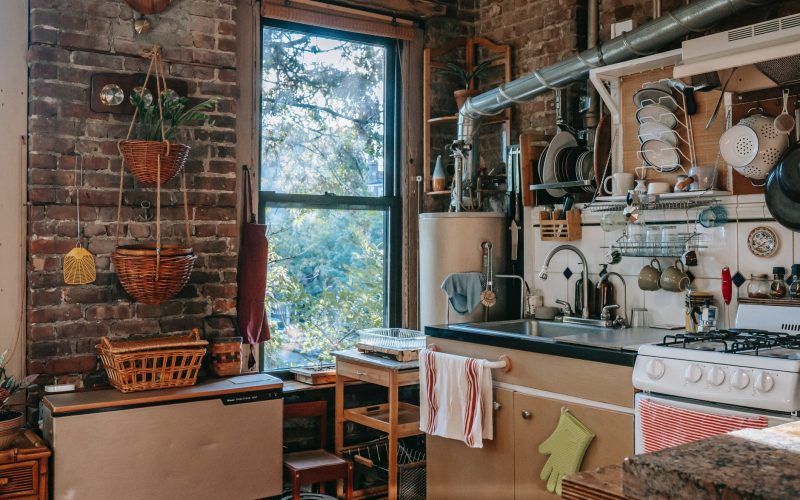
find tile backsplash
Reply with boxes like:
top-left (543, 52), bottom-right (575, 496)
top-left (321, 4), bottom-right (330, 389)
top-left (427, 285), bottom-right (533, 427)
top-left (523, 194), bottom-right (796, 329)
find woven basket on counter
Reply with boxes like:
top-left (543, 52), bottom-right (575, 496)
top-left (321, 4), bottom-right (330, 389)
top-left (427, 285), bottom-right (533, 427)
top-left (97, 329), bottom-right (208, 393)
top-left (119, 140), bottom-right (190, 186)
top-left (112, 244), bottom-right (196, 305)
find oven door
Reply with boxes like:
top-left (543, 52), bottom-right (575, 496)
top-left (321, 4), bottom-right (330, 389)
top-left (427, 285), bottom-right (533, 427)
top-left (634, 393), bottom-right (797, 454)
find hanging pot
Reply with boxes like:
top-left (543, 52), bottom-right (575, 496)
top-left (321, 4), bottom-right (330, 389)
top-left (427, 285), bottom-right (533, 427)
top-left (112, 244), bottom-right (196, 305)
top-left (775, 144), bottom-right (800, 202)
top-left (765, 167), bottom-right (800, 231)
top-left (119, 140), bottom-right (190, 186)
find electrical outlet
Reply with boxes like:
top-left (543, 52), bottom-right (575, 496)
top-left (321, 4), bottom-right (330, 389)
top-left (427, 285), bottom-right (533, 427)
top-left (611, 19), bottom-right (634, 39)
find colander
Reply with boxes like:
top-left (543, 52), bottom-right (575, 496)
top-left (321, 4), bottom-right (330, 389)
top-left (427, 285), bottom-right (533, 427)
top-left (725, 112), bottom-right (790, 180)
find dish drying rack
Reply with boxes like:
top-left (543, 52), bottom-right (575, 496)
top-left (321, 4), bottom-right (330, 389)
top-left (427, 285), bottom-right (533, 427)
top-left (357, 328), bottom-right (425, 362)
top-left (340, 437), bottom-right (426, 500)
top-left (584, 195), bottom-right (723, 213)
top-left (634, 78), bottom-right (696, 176)
top-left (605, 231), bottom-right (704, 257)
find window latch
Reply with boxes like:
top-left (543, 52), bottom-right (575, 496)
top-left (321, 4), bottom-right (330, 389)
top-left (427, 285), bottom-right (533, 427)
top-left (324, 191), bottom-right (336, 196)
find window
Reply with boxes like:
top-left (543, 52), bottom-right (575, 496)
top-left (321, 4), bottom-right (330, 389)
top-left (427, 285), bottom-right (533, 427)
top-left (260, 20), bottom-right (400, 370)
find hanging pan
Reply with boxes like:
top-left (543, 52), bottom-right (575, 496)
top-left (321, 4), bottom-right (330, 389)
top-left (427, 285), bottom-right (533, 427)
top-left (765, 165), bottom-right (800, 231)
top-left (774, 144), bottom-right (800, 202)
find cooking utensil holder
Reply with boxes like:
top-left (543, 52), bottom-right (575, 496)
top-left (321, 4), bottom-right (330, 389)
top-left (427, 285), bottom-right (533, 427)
top-left (539, 209), bottom-right (582, 241)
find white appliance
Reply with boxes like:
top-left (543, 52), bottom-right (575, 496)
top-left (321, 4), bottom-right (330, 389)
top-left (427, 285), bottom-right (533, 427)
top-left (419, 212), bottom-right (506, 328)
top-left (41, 374), bottom-right (284, 500)
top-left (632, 300), bottom-right (800, 454)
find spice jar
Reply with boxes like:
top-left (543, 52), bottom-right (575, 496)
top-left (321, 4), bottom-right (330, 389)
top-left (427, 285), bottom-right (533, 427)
top-left (770, 266), bottom-right (788, 299)
top-left (790, 264), bottom-right (800, 299)
top-left (747, 273), bottom-right (771, 299)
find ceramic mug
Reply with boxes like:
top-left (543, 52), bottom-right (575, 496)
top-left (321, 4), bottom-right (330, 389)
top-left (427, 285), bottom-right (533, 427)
top-left (647, 181), bottom-right (671, 195)
top-left (660, 259), bottom-right (690, 292)
top-left (638, 258), bottom-right (662, 291)
top-left (603, 172), bottom-right (635, 196)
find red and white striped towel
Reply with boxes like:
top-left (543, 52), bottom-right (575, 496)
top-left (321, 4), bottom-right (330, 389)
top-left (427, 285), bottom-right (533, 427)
top-left (639, 398), bottom-right (768, 453)
top-left (418, 349), bottom-right (493, 448)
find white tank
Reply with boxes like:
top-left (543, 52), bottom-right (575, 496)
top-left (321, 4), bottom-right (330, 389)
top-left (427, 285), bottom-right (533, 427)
top-left (419, 212), bottom-right (507, 328)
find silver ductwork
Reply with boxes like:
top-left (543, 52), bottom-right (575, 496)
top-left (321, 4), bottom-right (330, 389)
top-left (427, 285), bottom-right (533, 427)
top-left (449, 0), bottom-right (775, 211)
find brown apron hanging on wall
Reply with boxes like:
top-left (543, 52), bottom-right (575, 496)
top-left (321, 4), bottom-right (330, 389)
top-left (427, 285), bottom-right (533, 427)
top-left (237, 166), bottom-right (270, 347)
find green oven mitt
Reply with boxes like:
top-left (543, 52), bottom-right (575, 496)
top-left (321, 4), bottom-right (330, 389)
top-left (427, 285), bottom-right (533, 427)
top-left (538, 409), bottom-right (596, 495)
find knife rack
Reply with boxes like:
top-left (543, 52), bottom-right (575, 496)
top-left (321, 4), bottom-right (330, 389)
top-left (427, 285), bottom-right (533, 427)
top-left (539, 209), bottom-right (582, 241)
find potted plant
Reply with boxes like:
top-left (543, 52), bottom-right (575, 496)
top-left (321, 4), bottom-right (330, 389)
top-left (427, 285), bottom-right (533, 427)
top-left (119, 91), bottom-right (216, 186)
top-left (0, 352), bottom-right (37, 450)
top-left (438, 60), bottom-right (493, 110)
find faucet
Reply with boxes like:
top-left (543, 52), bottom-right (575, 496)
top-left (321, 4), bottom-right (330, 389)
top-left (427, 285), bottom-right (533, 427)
top-left (496, 274), bottom-right (530, 319)
top-left (538, 244), bottom-right (590, 319)
top-left (597, 272), bottom-right (628, 327)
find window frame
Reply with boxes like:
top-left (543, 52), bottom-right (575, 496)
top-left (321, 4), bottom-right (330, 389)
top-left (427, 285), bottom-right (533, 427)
top-left (258, 18), bottom-right (403, 371)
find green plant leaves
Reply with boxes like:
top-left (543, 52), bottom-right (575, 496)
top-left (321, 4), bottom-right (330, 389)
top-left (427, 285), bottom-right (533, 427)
top-left (130, 91), bottom-right (216, 142)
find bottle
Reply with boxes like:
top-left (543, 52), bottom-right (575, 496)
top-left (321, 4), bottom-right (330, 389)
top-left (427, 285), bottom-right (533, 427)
top-left (747, 274), bottom-right (771, 299)
top-left (790, 264), bottom-right (800, 299)
top-left (432, 155), bottom-right (447, 192)
top-left (597, 264), bottom-right (616, 320)
top-left (770, 266), bottom-right (788, 299)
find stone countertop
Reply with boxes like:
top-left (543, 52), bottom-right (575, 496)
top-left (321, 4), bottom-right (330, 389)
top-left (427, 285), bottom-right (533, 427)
top-left (425, 323), bottom-right (674, 366)
top-left (623, 428), bottom-right (800, 499)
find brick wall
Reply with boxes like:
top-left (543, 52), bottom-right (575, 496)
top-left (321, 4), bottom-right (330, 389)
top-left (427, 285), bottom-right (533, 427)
top-left (27, 0), bottom-right (239, 386)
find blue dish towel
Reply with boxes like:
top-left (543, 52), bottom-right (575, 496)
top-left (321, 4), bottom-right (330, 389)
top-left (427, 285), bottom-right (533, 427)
top-left (441, 272), bottom-right (484, 314)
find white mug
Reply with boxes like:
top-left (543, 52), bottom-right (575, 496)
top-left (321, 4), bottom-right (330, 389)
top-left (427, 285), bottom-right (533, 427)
top-left (603, 172), bottom-right (635, 196)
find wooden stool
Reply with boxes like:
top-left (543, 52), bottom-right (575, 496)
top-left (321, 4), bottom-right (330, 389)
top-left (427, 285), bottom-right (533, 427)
top-left (284, 401), bottom-right (353, 500)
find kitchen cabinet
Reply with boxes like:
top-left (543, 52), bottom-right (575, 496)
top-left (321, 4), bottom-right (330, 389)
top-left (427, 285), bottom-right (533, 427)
top-left (426, 338), bottom-right (634, 499)
top-left (426, 387), bottom-right (515, 500)
top-left (513, 392), bottom-right (633, 499)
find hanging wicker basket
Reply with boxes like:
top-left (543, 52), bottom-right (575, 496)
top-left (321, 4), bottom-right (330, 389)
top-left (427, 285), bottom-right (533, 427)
top-left (112, 244), bottom-right (196, 305)
top-left (119, 140), bottom-right (190, 186)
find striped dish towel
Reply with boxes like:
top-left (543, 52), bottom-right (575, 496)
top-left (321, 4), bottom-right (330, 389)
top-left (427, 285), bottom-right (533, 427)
top-left (418, 348), bottom-right (493, 448)
top-left (639, 398), bottom-right (768, 453)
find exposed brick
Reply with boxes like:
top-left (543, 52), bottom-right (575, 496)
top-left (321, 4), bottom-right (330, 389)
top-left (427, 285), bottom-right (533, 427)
top-left (84, 303), bottom-right (132, 321)
top-left (42, 356), bottom-right (98, 376)
top-left (64, 287), bottom-right (112, 304)
top-left (28, 304), bottom-right (82, 324)
top-left (57, 321), bottom-right (110, 339)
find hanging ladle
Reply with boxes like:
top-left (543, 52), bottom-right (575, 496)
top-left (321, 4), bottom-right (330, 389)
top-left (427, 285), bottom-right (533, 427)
top-left (774, 88), bottom-right (795, 135)
top-left (480, 242), bottom-right (496, 308)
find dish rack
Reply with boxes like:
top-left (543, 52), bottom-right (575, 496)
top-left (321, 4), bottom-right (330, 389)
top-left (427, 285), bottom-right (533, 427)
top-left (634, 78), bottom-right (694, 175)
top-left (358, 328), bottom-right (425, 350)
top-left (607, 231), bottom-right (703, 257)
top-left (340, 437), bottom-right (426, 500)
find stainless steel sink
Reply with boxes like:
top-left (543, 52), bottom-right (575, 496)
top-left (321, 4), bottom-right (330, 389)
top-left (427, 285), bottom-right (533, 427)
top-left (449, 319), bottom-right (616, 339)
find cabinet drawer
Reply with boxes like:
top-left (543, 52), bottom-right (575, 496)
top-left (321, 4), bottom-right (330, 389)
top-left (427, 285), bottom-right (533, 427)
top-left (337, 360), bottom-right (392, 386)
top-left (427, 338), bottom-right (634, 408)
top-left (0, 459), bottom-right (38, 498)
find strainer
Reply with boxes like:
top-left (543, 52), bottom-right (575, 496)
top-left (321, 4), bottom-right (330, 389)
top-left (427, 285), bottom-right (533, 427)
top-left (719, 125), bottom-right (758, 168)
top-left (727, 112), bottom-right (789, 180)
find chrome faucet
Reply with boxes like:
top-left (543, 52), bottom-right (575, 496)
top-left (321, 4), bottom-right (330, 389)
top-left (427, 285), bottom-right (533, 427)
top-left (495, 274), bottom-right (530, 319)
top-left (597, 271), bottom-right (628, 327)
top-left (538, 244), bottom-right (590, 319)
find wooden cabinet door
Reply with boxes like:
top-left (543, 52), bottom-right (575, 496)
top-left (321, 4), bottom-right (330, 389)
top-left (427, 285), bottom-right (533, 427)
top-left (513, 392), bottom-right (634, 500)
top-left (426, 387), bottom-right (515, 500)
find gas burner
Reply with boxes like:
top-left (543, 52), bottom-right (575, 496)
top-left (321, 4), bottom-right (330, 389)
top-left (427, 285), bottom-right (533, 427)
top-left (660, 330), bottom-right (798, 356)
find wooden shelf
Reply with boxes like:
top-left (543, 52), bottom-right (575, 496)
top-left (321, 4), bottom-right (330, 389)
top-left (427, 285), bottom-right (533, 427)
top-left (423, 37), bottom-right (512, 208)
top-left (343, 402), bottom-right (422, 437)
top-left (426, 190), bottom-right (451, 197)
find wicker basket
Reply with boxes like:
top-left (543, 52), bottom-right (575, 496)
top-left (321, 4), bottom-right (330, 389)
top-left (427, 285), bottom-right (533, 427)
top-left (119, 140), bottom-right (190, 186)
top-left (97, 329), bottom-right (208, 393)
top-left (112, 244), bottom-right (196, 305)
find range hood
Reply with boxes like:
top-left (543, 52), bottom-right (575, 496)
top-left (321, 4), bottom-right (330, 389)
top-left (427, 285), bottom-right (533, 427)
top-left (675, 12), bottom-right (800, 91)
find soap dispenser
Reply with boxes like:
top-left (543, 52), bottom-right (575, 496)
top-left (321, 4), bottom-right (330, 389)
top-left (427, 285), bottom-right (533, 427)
top-left (574, 270), bottom-right (596, 317)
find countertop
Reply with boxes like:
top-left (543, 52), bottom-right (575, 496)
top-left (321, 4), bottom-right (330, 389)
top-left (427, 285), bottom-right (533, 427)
top-left (425, 323), bottom-right (673, 366)
top-left (623, 422), bottom-right (800, 499)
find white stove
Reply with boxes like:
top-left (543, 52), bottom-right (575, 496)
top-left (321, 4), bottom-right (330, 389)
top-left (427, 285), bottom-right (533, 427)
top-left (632, 301), bottom-right (800, 453)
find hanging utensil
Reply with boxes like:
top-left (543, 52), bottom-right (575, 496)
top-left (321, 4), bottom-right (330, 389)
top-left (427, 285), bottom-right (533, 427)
top-left (774, 88), bottom-right (795, 135)
top-left (794, 98), bottom-right (800, 143)
top-left (63, 154), bottom-right (96, 285)
top-left (480, 242), bottom-right (496, 308)
top-left (705, 67), bottom-right (737, 130)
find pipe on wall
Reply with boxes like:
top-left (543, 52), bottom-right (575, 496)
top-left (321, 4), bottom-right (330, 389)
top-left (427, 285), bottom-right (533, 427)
top-left (456, 0), bottom-right (776, 144)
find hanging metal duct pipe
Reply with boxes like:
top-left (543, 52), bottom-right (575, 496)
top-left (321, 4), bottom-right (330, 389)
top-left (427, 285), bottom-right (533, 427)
top-left (457, 0), bottom-right (775, 137)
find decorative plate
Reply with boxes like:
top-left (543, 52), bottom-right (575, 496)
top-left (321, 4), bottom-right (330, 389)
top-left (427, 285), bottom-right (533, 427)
top-left (747, 226), bottom-right (779, 257)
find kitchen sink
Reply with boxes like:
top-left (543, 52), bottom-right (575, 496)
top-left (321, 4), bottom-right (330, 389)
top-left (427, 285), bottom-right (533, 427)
top-left (449, 319), bottom-right (617, 339)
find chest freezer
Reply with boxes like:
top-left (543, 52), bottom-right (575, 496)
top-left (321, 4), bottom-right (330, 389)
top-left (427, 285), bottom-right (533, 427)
top-left (42, 374), bottom-right (284, 500)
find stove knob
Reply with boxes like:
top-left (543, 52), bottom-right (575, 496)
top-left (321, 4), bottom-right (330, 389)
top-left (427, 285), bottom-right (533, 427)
top-left (684, 364), bottom-right (702, 383)
top-left (646, 359), bottom-right (665, 380)
top-left (707, 366), bottom-right (725, 386)
top-left (730, 369), bottom-right (750, 390)
top-left (755, 372), bottom-right (775, 393)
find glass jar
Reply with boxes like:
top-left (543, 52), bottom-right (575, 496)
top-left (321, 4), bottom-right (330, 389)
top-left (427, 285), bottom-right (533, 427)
top-left (770, 266), bottom-right (788, 299)
top-left (747, 273), bottom-right (771, 299)
top-left (790, 264), bottom-right (800, 299)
